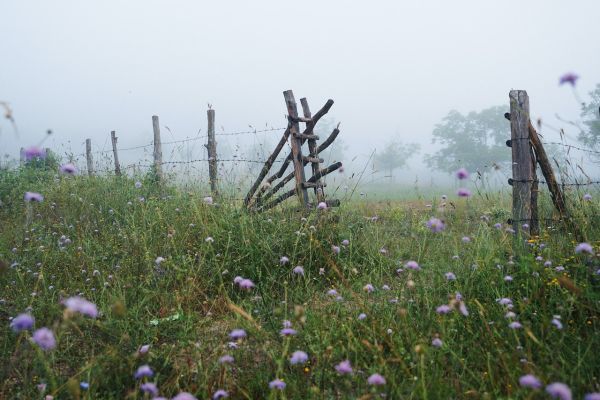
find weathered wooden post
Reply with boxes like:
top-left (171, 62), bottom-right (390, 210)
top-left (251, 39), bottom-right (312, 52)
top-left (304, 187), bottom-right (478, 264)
top-left (111, 131), bottom-right (121, 176)
top-left (300, 98), bottom-right (325, 204)
top-left (509, 90), bottom-right (536, 235)
top-left (205, 108), bottom-right (218, 197)
top-left (19, 147), bottom-right (24, 166)
top-left (283, 90), bottom-right (309, 207)
top-left (86, 138), bottom-right (94, 177)
top-left (152, 116), bottom-right (163, 182)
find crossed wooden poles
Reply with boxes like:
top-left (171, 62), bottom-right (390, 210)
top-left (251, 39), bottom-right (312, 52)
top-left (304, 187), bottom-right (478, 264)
top-left (244, 90), bottom-right (342, 211)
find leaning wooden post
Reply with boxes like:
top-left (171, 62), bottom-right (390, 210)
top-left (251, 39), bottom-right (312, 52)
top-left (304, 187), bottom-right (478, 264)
top-left (300, 98), bottom-right (325, 203)
top-left (111, 131), bottom-right (121, 176)
top-left (205, 108), bottom-right (218, 197)
top-left (152, 115), bottom-right (163, 182)
top-left (283, 90), bottom-right (309, 207)
top-left (85, 138), bottom-right (94, 177)
top-left (509, 90), bottom-right (536, 235)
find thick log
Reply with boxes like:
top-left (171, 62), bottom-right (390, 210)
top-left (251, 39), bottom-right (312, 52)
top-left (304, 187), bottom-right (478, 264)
top-left (509, 90), bottom-right (535, 235)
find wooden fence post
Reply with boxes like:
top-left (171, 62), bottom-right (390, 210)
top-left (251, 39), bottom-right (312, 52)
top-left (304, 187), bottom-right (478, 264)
top-left (86, 138), bottom-right (94, 177)
top-left (19, 147), bottom-right (24, 166)
top-left (152, 116), bottom-right (163, 182)
top-left (283, 90), bottom-right (309, 207)
top-left (509, 90), bottom-right (536, 235)
top-left (111, 131), bottom-right (121, 176)
top-left (206, 108), bottom-right (218, 197)
top-left (300, 98), bottom-right (325, 204)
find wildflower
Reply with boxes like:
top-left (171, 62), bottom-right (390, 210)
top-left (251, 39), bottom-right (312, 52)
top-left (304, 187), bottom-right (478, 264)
top-left (269, 379), bottom-right (286, 390)
top-left (559, 73), bottom-right (579, 86)
top-left (24, 146), bottom-right (47, 160)
top-left (24, 192), bottom-right (44, 202)
top-left (508, 321), bottom-right (522, 329)
top-left (135, 181), bottom-right (142, 189)
top-left (497, 298), bottom-right (513, 306)
top-left (546, 382), bottom-right (572, 400)
top-left (59, 163), bottom-right (77, 175)
top-left (367, 373), bottom-right (386, 386)
top-left (445, 272), bottom-right (456, 281)
top-left (522, 223), bottom-right (529, 229)
top-left (327, 289), bottom-right (338, 296)
top-left (80, 382), bottom-right (89, 390)
top-left (332, 245), bottom-right (340, 255)
top-left (283, 320), bottom-right (292, 328)
top-left (64, 296), bottom-right (98, 318)
top-left (426, 217), bottom-right (445, 232)
top-left (218, 355), bottom-right (234, 364)
top-left (555, 266), bottom-right (565, 272)
top-left (140, 382), bottom-right (158, 396)
top-left (289, 350), bottom-right (308, 365)
top-left (341, 239), bottom-right (350, 246)
top-left (335, 360), bottom-right (353, 374)
top-left (203, 196), bottom-right (213, 205)
top-left (172, 393), bottom-right (198, 400)
top-left (494, 223), bottom-right (502, 229)
top-left (213, 389), bottom-right (229, 399)
top-left (551, 316), bottom-right (563, 330)
top-left (462, 236), bottom-right (471, 243)
top-left (459, 302), bottom-right (469, 316)
top-left (432, 338), bottom-right (443, 347)
top-left (504, 275), bottom-right (513, 282)
top-left (583, 193), bottom-right (592, 201)
top-left (10, 313), bottom-right (35, 332)
top-left (32, 327), bottom-right (56, 351)
top-left (155, 256), bottom-right (165, 265)
top-left (238, 279), bottom-right (255, 290)
top-left (319, 268), bottom-right (325, 275)
top-left (519, 374), bottom-right (542, 389)
top-left (456, 168), bottom-right (469, 180)
top-left (405, 260), bottom-right (420, 270)
top-left (280, 256), bottom-right (289, 265)
top-left (280, 328), bottom-right (297, 336)
top-left (457, 188), bottom-right (471, 197)
top-left (436, 305), bottom-right (451, 314)
top-left (379, 247), bottom-right (388, 254)
top-left (585, 393), bottom-right (600, 400)
top-left (363, 283), bottom-right (375, 293)
top-left (382, 284), bottom-right (390, 290)
top-left (505, 311), bottom-right (516, 319)
top-left (317, 202), bottom-right (327, 210)
top-left (544, 261), bottom-right (552, 267)
top-left (575, 242), bottom-right (593, 254)
top-left (229, 329), bottom-right (247, 340)
top-left (358, 313), bottom-right (367, 320)
top-left (134, 365), bottom-right (154, 379)
top-left (205, 237), bottom-right (214, 243)
top-left (138, 344), bottom-right (150, 355)
top-left (292, 266), bottom-right (305, 276)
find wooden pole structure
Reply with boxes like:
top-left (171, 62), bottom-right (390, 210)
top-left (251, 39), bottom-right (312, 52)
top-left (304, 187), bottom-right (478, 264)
top-left (206, 108), bottom-right (218, 197)
top-left (509, 90), bottom-right (536, 235)
top-left (152, 116), bottom-right (163, 182)
top-left (85, 138), bottom-right (94, 177)
top-left (111, 131), bottom-right (121, 176)
top-left (300, 98), bottom-right (325, 203)
top-left (283, 90), bottom-right (309, 207)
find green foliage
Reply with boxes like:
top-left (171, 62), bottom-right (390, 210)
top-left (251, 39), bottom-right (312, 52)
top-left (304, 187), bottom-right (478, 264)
top-left (425, 106), bottom-right (509, 174)
top-left (374, 139), bottom-right (420, 179)
top-left (578, 83), bottom-right (600, 150)
top-left (0, 172), bottom-right (599, 399)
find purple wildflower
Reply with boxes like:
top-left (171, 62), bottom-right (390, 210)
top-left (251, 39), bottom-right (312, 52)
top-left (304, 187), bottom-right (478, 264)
top-left (559, 73), bottom-right (579, 87)
top-left (317, 202), bottom-right (327, 210)
top-left (575, 242), bottom-right (593, 254)
top-left (405, 260), bottom-right (420, 270)
top-left (519, 374), bottom-right (542, 389)
top-left (504, 275), bottom-right (513, 282)
top-left (585, 394), bottom-right (600, 400)
top-left (457, 188), bottom-right (471, 197)
top-left (280, 256), bottom-right (289, 265)
top-left (59, 163), bottom-right (77, 175)
top-left (327, 289), bottom-right (338, 296)
top-left (233, 276), bottom-right (243, 284)
top-left (280, 328), bottom-right (297, 336)
top-left (203, 196), bottom-right (213, 205)
top-left (229, 329), bottom-right (247, 340)
top-left (238, 279), bottom-right (255, 290)
top-left (213, 389), bottom-right (229, 399)
top-left (335, 360), bottom-right (353, 375)
top-left (289, 350), bottom-right (308, 365)
top-left (140, 382), bottom-right (159, 396)
top-left (358, 313), bottom-right (367, 320)
top-left (367, 373), bottom-right (386, 386)
top-left (456, 168), bottom-right (469, 180)
top-left (462, 236), bottom-right (471, 243)
top-left (64, 296), bottom-right (98, 318)
top-left (138, 344), bottom-right (150, 354)
top-left (551, 317), bottom-right (563, 330)
top-left (218, 355), bottom-right (234, 364)
top-left (445, 272), bottom-right (456, 281)
top-left (292, 266), bottom-right (305, 276)
top-left (10, 313), bottom-right (35, 332)
top-left (341, 239), bottom-right (350, 246)
top-left (134, 365), bottom-right (154, 379)
top-left (24, 192), bottom-right (43, 202)
top-left (546, 382), bottom-right (572, 400)
top-left (432, 338), bottom-right (443, 348)
top-left (459, 302), bottom-right (469, 316)
top-left (426, 217), bottom-right (445, 232)
top-left (508, 321), bottom-right (522, 329)
top-left (32, 327), bottom-right (56, 351)
top-left (363, 283), bottom-right (375, 293)
top-left (269, 379), bottom-right (286, 390)
top-left (172, 393), bottom-right (198, 400)
top-left (497, 298), bottom-right (513, 306)
top-left (332, 245), bottom-right (340, 255)
top-left (24, 146), bottom-right (47, 160)
top-left (436, 305), bottom-right (451, 314)
top-left (583, 193), bottom-right (592, 201)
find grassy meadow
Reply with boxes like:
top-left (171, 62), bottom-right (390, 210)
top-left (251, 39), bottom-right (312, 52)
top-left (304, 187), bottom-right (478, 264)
top-left (1, 164), bottom-right (599, 399)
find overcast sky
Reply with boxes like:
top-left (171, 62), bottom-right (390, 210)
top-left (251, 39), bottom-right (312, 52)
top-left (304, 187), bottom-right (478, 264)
top-left (1, 0), bottom-right (599, 178)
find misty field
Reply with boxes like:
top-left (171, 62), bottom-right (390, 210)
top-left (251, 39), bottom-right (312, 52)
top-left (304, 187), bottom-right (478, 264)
top-left (1, 166), bottom-right (599, 400)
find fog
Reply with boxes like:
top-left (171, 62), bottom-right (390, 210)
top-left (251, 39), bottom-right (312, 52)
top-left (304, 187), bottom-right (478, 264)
top-left (1, 0), bottom-right (599, 185)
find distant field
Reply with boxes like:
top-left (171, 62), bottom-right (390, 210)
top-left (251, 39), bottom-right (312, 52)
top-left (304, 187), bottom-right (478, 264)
top-left (1, 168), bottom-right (599, 399)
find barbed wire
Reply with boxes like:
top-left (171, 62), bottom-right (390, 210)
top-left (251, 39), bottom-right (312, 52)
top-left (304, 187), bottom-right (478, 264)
top-left (542, 141), bottom-right (600, 155)
top-left (509, 178), bottom-right (600, 187)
